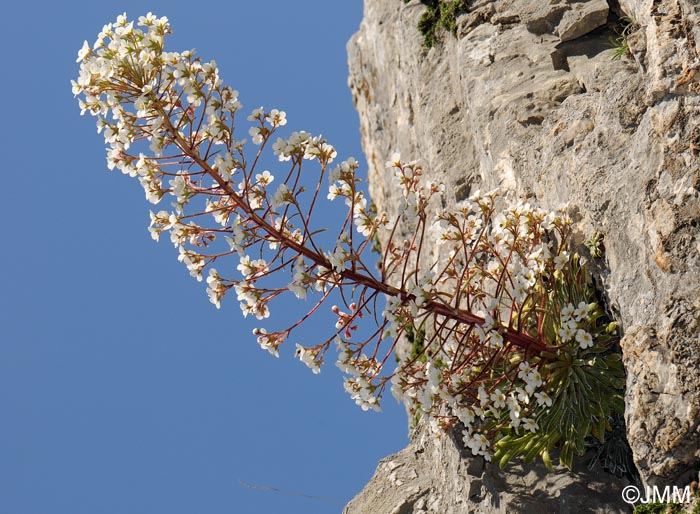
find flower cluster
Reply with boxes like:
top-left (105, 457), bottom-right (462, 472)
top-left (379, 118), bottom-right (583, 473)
top-left (378, 169), bottom-right (584, 459)
top-left (74, 13), bottom-right (623, 471)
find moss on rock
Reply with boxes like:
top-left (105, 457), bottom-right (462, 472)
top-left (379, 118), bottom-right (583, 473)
top-left (404, 0), bottom-right (472, 49)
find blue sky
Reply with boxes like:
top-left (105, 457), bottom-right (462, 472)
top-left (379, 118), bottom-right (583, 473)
top-left (0, 2), bottom-right (408, 513)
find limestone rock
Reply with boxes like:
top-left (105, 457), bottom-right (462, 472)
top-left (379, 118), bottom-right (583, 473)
top-left (556, 0), bottom-right (609, 42)
top-left (343, 424), bottom-right (631, 514)
top-left (345, 0), bottom-right (700, 510)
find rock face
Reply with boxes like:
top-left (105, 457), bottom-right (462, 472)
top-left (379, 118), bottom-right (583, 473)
top-left (344, 423), bottom-right (632, 514)
top-left (345, 0), bottom-right (700, 511)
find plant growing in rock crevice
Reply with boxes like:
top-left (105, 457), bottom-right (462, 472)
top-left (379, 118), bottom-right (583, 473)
top-left (587, 413), bottom-right (640, 484)
top-left (633, 500), bottom-right (700, 514)
top-left (403, 0), bottom-right (472, 49)
top-left (72, 12), bottom-right (625, 471)
top-left (609, 16), bottom-right (638, 61)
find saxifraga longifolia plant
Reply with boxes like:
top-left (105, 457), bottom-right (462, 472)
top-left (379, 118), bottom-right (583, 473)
top-left (73, 13), bottom-right (625, 471)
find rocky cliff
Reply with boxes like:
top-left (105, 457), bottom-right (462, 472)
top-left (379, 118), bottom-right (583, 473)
top-left (344, 0), bottom-right (700, 512)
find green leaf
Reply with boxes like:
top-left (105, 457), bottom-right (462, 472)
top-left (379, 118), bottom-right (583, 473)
top-left (499, 448), bottom-right (518, 469)
top-left (541, 448), bottom-right (553, 471)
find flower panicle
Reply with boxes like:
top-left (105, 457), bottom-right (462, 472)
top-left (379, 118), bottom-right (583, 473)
top-left (74, 13), bottom-right (622, 471)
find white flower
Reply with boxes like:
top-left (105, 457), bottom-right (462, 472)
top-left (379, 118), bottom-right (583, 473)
top-left (255, 170), bottom-right (274, 186)
top-left (205, 268), bottom-right (224, 309)
top-left (270, 183), bottom-right (290, 208)
top-left (455, 406), bottom-right (475, 428)
top-left (355, 215), bottom-right (373, 237)
top-left (535, 391), bottom-right (552, 407)
top-left (508, 400), bottom-right (522, 428)
top-left (288, 280), bottom-right (307, 299)
top-left (575, 329), bottom-right (593, 349)
top-left (137, 12), bottom-right (157, 26)
top-left (478, 386), bottom-right (490, 407)
top-left (271, 137), bottom-right (290, 161)
top-left (512, 282), bottom-right (529, 304)
top-left (559, 324), bottom-right (576, 343)
top-left (490, 388), bottom-right (506, 409)
top-left (237, 255), bottom-right (252, 278)
top-left (327, 184), bottom-right (341, 201)
top-left (253, 328), bottom-right (280, 358)
top-left (465, 432), bottom-right (489, 456)
top-left (169, 174), bottom-right (188, 202)
top-left (76, 40), bottom-right (91, 62)
top-left (561, 303), bottom-right (575, 321)
top-left (518, 361), bottom-right (533, 379)
top-left (325, 244), bottom-right (347, 272)
top-left (573, 301), bottom-right (589, 321)
top-left (526, 370), bottom-right (543, 388)
top-left (344, 376), bottom-right (380, 412)
top-left (247, 107), bottom-right (264, 122)
top-left (248, 126), bottom-right (263, 145)
top-left (489, 332), bottom-right (503, 348)
top-left (237, 256), bottom-right (267, 279)
top-left (522, 418), bottom-right (539, 433)
top-left (553, 251), bottom-right (569, 270)
top-left (295, 344), bottom-right (321, 374)
top-left (266, 109), bottom-right (287, 127)
top-left (385, 152), bottom-right (401, 169)
top-left (524, 370), bottom-right (542, 395)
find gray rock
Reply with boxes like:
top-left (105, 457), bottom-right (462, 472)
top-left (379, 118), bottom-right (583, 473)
top-left (345, 0), bottom-right (700, 510)
top-left (520, 2), bottom-right (569, 35)
top-left (343, 423), bottom-right (631, 514)
top-left (556, 0), bottom-right (609, 42)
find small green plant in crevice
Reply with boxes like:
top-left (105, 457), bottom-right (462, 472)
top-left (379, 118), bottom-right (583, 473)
top-left (585, 230), bottom-right (605, 259)
top-left (609, 16), bottom-right (638, 61)
top-left (404, 0), bottom-right (472, 49)
top-left (633, 501), bottom-right (699, 514)
top-left (409, 408), bottom-right (423, 431)
top-left (587, 413), bottom-right (640, 484)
